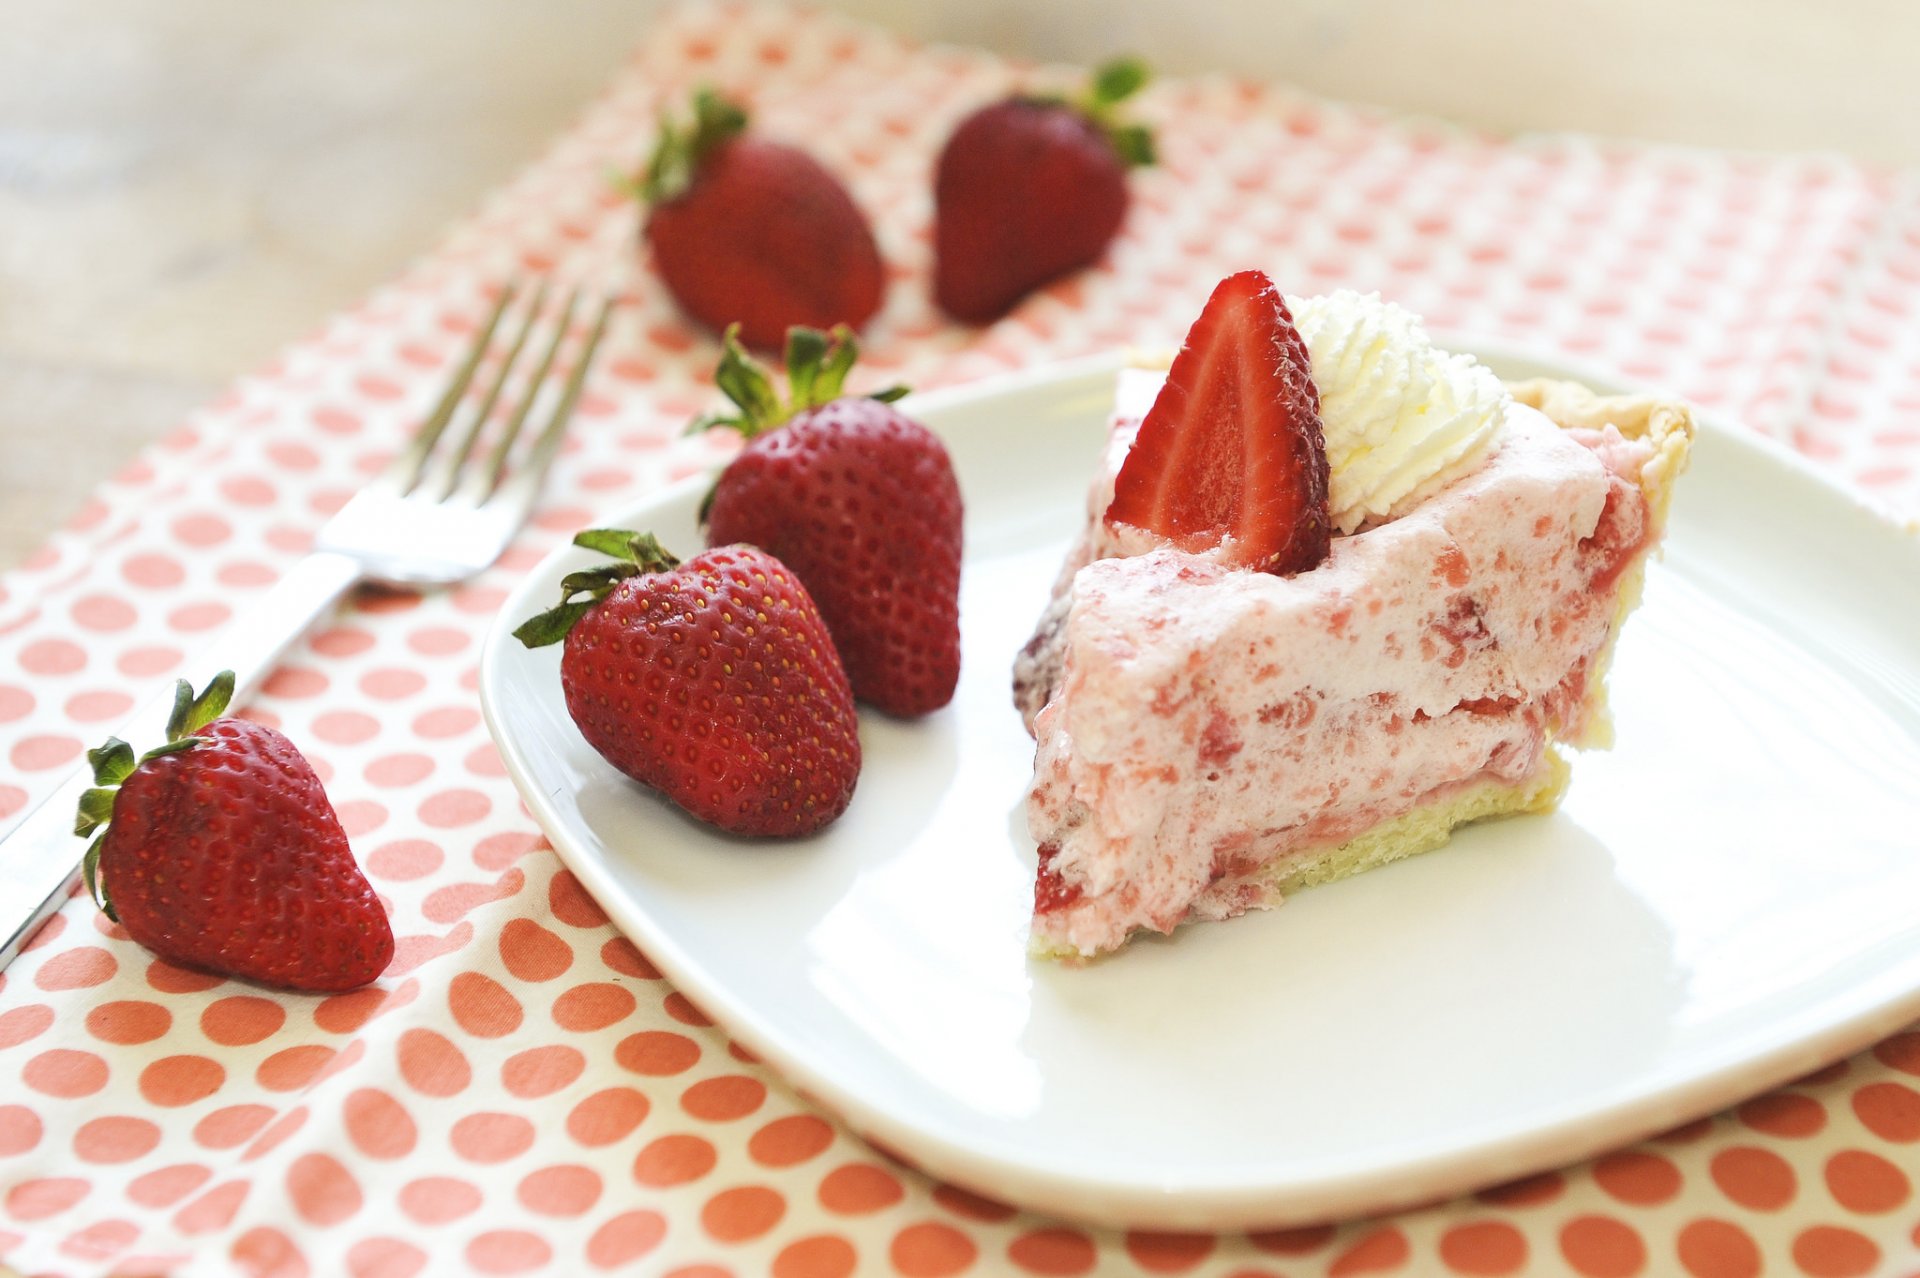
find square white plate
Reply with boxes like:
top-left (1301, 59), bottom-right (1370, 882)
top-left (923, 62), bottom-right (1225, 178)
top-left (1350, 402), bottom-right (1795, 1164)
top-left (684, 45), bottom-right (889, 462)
top-left (479, 347), bottom-right (1920, 1230)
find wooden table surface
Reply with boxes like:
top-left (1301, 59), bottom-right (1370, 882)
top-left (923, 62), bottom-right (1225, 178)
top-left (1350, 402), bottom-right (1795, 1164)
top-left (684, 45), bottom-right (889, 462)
top-left (4, 0), bottom-right (1916, 574)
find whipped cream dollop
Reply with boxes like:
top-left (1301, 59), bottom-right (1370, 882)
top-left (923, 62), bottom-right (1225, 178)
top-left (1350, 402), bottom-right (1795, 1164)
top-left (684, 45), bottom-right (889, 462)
top-left (1288, 290), bottom-right (1509, 534)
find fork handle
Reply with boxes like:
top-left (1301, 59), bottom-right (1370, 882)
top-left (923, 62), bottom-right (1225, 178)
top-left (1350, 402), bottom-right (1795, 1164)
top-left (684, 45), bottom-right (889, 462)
top-left (0, 551), bottom-right (363, 971)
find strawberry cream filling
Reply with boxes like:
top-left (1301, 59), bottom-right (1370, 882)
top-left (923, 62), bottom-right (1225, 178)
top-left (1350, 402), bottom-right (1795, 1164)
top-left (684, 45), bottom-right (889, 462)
top-left (1019, 392), bottom-right (1657, 958)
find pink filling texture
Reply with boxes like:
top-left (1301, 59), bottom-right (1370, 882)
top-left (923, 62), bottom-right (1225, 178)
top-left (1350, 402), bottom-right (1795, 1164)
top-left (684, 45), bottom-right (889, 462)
top-left (1020, 398), bottom-right (1656, 957)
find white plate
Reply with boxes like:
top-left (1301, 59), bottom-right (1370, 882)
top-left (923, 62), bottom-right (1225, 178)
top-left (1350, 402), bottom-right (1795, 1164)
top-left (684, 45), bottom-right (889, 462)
top-left (479, 347), bottom-right (1920, 1231)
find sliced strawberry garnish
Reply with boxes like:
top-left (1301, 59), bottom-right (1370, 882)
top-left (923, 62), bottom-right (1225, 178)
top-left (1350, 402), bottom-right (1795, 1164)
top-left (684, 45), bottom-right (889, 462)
top-left (1103, 269), bottom-right (1331, 573)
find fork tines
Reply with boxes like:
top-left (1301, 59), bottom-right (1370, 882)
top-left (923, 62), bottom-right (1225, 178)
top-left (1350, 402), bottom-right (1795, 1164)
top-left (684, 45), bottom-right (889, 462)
top-left (387, 280), bottom-right (615, 505)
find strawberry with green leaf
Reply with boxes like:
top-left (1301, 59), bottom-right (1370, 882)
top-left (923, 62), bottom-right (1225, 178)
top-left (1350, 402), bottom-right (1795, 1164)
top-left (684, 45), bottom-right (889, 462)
top-left (77, 672), bottom-right (393, 992)
top-left (695, 324), bottom-right (963, 718)
top-left (514, 531), bottom-right (861, 837)
top-left (933, 57), bottom-right (1156, 323)
top-left (638, 88), bottom-right (885, 351)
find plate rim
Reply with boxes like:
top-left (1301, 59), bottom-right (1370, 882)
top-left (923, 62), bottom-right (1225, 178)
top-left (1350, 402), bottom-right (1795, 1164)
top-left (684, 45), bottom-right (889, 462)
top-left (478, 343), bottom-right (1920, 1228)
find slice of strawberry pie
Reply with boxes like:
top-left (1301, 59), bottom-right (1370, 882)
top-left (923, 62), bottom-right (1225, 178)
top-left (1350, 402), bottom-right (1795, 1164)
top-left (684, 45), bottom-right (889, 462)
top-left (1015, 272), bottom-right (1693, 959)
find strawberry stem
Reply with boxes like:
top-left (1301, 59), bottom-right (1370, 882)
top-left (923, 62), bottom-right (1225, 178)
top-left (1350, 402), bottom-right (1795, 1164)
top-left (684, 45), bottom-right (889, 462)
top-left (164, 670), bottom-right (233, 742)
top-left (688, 323), bottom-right (909, 440)
top-left (75, 670), bottom-right (236, 919)
top-left (1077, 57), bottom-right (1156, 169)
top-left (639, 87), bottom-right (750, 205)
top-left (513, 530), bottom-right (684, 649)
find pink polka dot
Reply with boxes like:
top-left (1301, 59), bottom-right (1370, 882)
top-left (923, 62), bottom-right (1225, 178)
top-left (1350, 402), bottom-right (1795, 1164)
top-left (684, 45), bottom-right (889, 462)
top-left (366, 753), bottom-right (435, 787)
top-left (199, 996), bottom-right (285, 1047)
top-left (129, 1163), bottom-right (212, 1209)
top-left (257, 1046), bottom-right (335, 1092)
top-left (62, 1217), bottom-right (140, 1260)
top-left (12, 734), bottom-right (81, 771)
top-left (517, 1164), bottom-right (602, 1217)
top-left (566, 1088), bottom-right (650, 1147)
top-left (24, 1048), bottom-right (109, 1097)
top-left (313, 710), bottom-right (381, 745)
top-left (6, 1176), bottom-right (90, 1221)
top-left (367, 839), bottom-right (443, 881)
top-left (287, 1152), bottom-right (362, 1226)
top-left (72, 594), bottom-right (136, 632)
top-left (421, 788), bottom-right (491, 828)
top-left (169, 601), bottom-right (232, 632)
top-left (263, 666), bottom-right (328, 698)
top-left (408, 627), bottom-right (470, 656)
top-left (34, 947), bottom-right (117, 991)
top-left (141, 1055), bottom-right (226, 1106)
top-left (0, 785), bottom-right (27, 820)
top-left (399, 1176), bottom-right (481, 1225)
top-left (347, 1237), bottom-right (427, 1278)
top-left (0, 684), bottom-right (32, 722)
top-left (451, 1112), bottom-right (536, 1164)
top-left (242, 1108), bottom-right (307, 1163)
top-left (682, 1075), bottom-right (767, 1123)
top-left (217, 560), bottom-right (280, 588)
top-left (314, 406), bottom-right (362, 435)
top-left (312, 625), bottom-right (375, 657)
top-left (361, 668), bottom-right (427, 700)
top-left (413, 706), bottom-right (480, 737)
top-left (466, 1230), bottom-right (551, 1274)
top-left (86, 1000), bottom-right (170, 1044)
top-left (20, 639), bottom-right (86, 675)
top-left (632, 1134), bottom-right (716, 1187)
top-left (123, 553), bottom-right (186, 588)
top-left (464, 743), bottom-right (507, 776)
top-left (551, 982), bottom-right (635, 1032)
top-left (475, 831), bottom-right (545, 870)
top-left (230, 1226), bottom-right (307, 1277)
top-left (335, 800), bottom-right (388, 838)
top-left (453, 585), bottom-right (509, 614)
top-left (587, 1211), bottom-right (667, 1268)
top-left (65, 690), bottom-right (135, 722)
top-left (220, 475), bottom-right (278, 507)
top-left (423, 869), bottom-right (523, 923)
top-left (0, 1105), bottom-right (45, 1156)
top-left (172, 513), bottom-right (232, 547)
top-left (502, 1045), bottom-right (585, 1099)
top-left (193, 1105), bottom-right (275, 1150)
top-left (118, 645), bottom-right (182, 676)
top-left (268, 442), bottom-right (320, 471)
top-left (345, 1082), bottom-right (420, 1151)
top-left (398, 1028), bottom-right (471, 1096)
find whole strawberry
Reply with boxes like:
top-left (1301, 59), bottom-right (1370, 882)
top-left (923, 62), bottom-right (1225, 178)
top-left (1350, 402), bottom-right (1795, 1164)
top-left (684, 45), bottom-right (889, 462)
top-left (639, 88), bottom-right (885, 352)
top-left (514, 532), bottom-right (860, 837)
top-left (695, 325), bottom-right (962, 718)
top-left (933, 58), bottom-right (1155, 324)
top-left (76, 672), bottom-right (393, 992)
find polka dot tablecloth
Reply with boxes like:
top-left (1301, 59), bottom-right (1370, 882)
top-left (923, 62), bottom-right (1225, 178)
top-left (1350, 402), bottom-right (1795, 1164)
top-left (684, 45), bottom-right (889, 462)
top-left (5, 5), bottom-right (1920, 1276)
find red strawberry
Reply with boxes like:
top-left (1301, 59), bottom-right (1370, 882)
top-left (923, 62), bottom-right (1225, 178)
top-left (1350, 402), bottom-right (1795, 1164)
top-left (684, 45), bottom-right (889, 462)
top-left (639, 88), bottom-right (884, 352)
top-left (76, 672), bottom-right (393, 992)
top-left (1104, 270), bottom-right (1331, 573)
top-left (514, 532), bottom-right (860, 836)
top-left (695, 325), bottom-right (962, 718)
top-left (933, 58), bottom-right (1155, 324)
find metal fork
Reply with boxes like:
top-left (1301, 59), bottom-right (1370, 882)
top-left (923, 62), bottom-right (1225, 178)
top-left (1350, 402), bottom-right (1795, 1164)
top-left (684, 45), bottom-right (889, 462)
top-left (0, 280), bottom-right (615, 970)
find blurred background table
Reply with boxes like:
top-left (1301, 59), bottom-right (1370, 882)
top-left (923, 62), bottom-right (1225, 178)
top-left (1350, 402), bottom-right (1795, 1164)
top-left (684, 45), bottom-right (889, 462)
top-left (3, 0), bottom-right (1916, 571)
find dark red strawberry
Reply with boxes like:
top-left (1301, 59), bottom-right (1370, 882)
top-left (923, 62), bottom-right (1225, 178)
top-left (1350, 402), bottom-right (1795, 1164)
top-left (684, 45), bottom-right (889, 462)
top-left (1105, 269), bottom-right (1331, 573)
top-left (514, 532), bottom-right (860, 836)
top-left (933, 58), bottom-right (1155, 324)
top-left (76, 672), bottom-right (393, 992)
top-left (639, 88), bottom-right (884, 351)
top-left (695, 325), bottom-right (962, 718)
